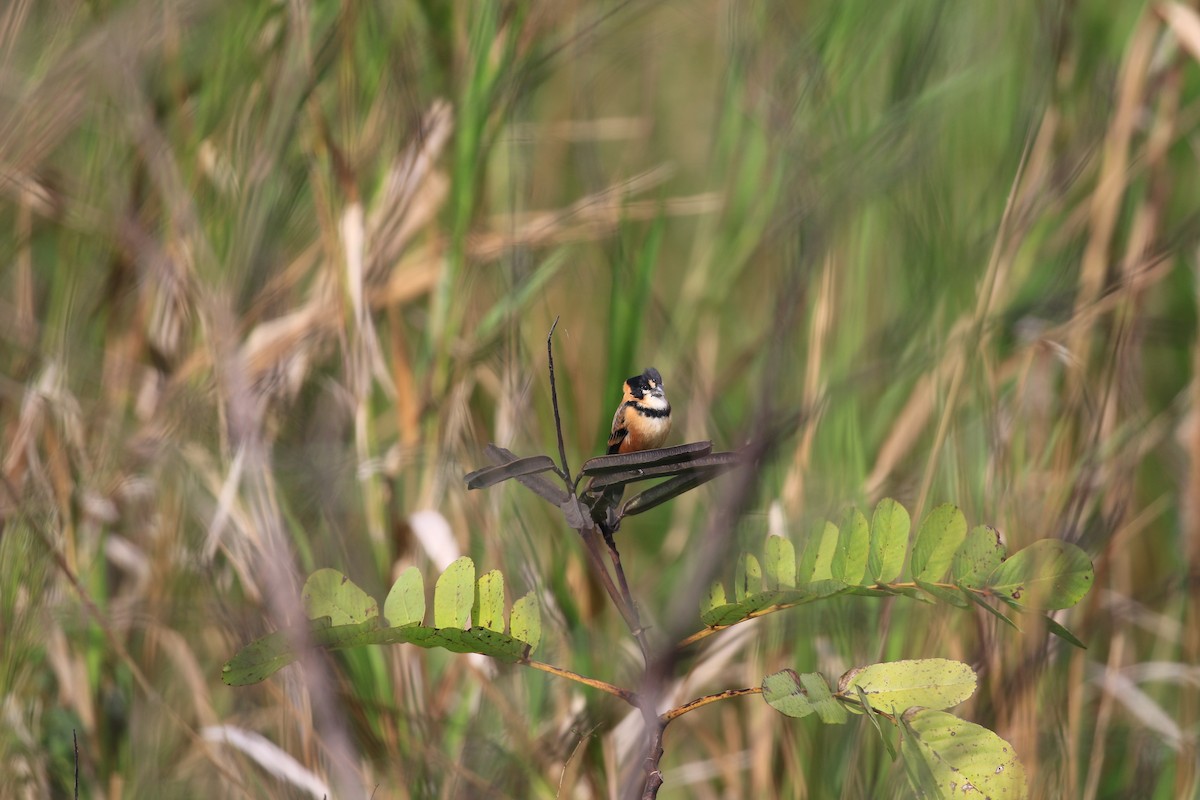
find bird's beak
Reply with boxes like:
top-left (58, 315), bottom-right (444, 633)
top-left (651, 386), bottom-right (665, 399)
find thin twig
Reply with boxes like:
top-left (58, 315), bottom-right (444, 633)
top-left (606, 537), bottom-right (648, 645)
top-left (546, 316), bottom-right (572, 484)
top-left (578, 520), bottom-right (644, 636)
top-left (661, 687), bottom-right (762, 722)
top-left (525, 659), bottom-right (639, 705)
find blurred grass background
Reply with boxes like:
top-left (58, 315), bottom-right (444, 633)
top-left (2, 0), bottom-right (1198, 797)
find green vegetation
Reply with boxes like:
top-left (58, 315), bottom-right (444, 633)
top-left (222, 491), bottom-right (1092, 797)
top-left (2, 0), bottom-right (1197, 797)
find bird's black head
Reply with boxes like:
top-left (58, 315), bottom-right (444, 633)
top-left (625, 367), bottom-right (665, 400)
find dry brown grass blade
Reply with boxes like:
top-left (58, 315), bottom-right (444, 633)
top-left (1159, 3), bottom-right (1200, 63)
top-left (1065, 15), bottom-right (1156, 396)
top-left (782, 252), bottom-right (834, 512)
top-left (913, 128), bottom-right (1035, 520)
top-left (467, 165), bottom-right (683, 261)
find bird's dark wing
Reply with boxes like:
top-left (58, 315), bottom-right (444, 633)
top-left (607, 403), bottom-right (629, 454)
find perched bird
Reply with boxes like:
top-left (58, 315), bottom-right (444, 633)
top-left (607, 367), bottom-right (672, 454)
top-left (591, 368), bottom-right (672, 535)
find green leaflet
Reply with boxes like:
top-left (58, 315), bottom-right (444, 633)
top-left (952, 525), bottom-right (1006, 588)
top-left (868, 498), bottom-right (909, 584)
top-left (764, 535), bottom-right (797, 589)
top-left (223, 559), bottom-right (542, 686)
top-left (838, 658), bottom-right (976, 715)
top-left (798, 520), bottom-right (839, 585)
top-left (509, 593), bottom-right (541, 651)
top-left (474, 570), bottom-right (506, 633)
top-left (985, 539), bottom-right (1094, 610)
top-left (302, 568), bottom-right (379, 625)
top-left (902, 708), bottom-right (1028, 799)
top-left (734, 553), bottom-right (763, 602)
top-left (761, 669), bottom-right (848, 724)
top-left (910, 504), bottom-right (967, 583)
top-left (435, 556), bottom-right (475, 629)
top-left (384, 566), bottom-right (425, 627)
top-left (831, 507), bottom-right (869, 586)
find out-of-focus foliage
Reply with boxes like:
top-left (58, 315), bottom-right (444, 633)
top-left (2, 0), bottom-right (1197, 797)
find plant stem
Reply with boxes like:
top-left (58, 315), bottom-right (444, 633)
top-left (640, 719), bottom-right (666, 800)
top-left (661, 687), bottom-right (762, 722)
top-left (605, 535), bottom-right (651, 661)
top-left (525, 659), bottom-right (638, 705)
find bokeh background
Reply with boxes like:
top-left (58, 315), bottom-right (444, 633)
top-left (2, 1), bottom-right (1198, 797)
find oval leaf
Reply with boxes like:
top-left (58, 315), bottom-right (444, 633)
top-left (985, 540), bottom-right (1094, 610)
top-left (222, 632), bottom-right (294, 686)
top-left (702, 581), bottom-right (729, 615)
top-left (839, 658), bottom-right (976, 715)
top-left (510, 592), bottom-right (541, 652)
top-left (911, 504), bottom-right (968, 583)
top-left (798, 520), bottom-right (839, 585)
top-left (762, 669), bottom-right (815, 718)
top-left (384, 566), bottom-right (425, 627)
top-left (903, 708), bottom-right (1028, 799)
top-left (765, 535), bottom-right (797, 590)
top-left (800, 672), bottom-right (849, 724)
top-left (952, 525), bottom-right (1006, 588)
top-left (434, 557), bottom-right (475, 629)
top-left (869, 498), bottom-right (910, 583)
top-left (302, 569), bottom-right (378, 625)
top-left (762, 669), bottom-right (847, 724)
top-left (831, 507), bottom-right (869, 585)
top-left (734, 553), bottom-right (763, 602)
top-left (475, 570), bottom-right (505, 633)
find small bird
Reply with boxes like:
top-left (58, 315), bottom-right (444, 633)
top-left (590, 368), bottom-right (672, 537)
top-left (607, 367), bottom-right (672, 454)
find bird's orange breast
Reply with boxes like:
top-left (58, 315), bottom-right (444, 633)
top-left (620, 411), bottom-right (671, 453)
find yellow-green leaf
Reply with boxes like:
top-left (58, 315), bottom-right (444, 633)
top-left (434, 557), bottom-right (475, 629)
top-left (800, 672), bottom-right (849, 724)
top-left (952, 525), bottom-right (1006, 588)
top-left (509, 592), bottom-right (541, 652)
top-left (798, 520), bottom-right (839, 585)
top-left (764, 535), bottom-right (797, 589)
top-left (762, 669), bottom-right (815, 718)
top-left (911, 504), bottom-right (967, 583)
top-left (838, 658), bottom-right (976, 715)
top-left (869, 498), bottom-right (910, 583)
top-left (831, 507), bottom-right (869, 585)
top-left (702, 581), bottom-right (728, 615)
top-left (384, 566), bottom-right (425, 627)
top-left (985, 540), bottom-right (1094, 610)
top-left (475, 570), bottom-right (505, 633)
top-left (734, 553), bottom-right (763, 602)
top-left (302, 569), bottom-right (378, 625)
top-left (903, 708), bottom-right (1028, 799)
